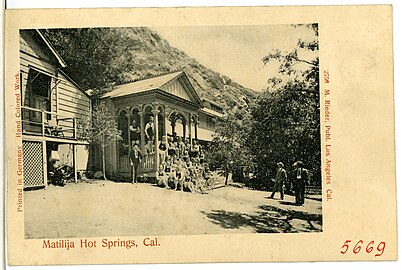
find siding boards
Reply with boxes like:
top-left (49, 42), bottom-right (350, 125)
top-left (57, 73), bottom-right (90, 119)
top-left (58, 96), bottom-right (90, 111)
top-left (20, 53), bottom-right (57, 75)
top-left (58, 105), bottom-right (87, 118)
top-left (58, 84), bottom-right (90, 107)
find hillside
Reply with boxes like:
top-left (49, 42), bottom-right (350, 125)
top-left (43, 27), bottom-right (257, 111)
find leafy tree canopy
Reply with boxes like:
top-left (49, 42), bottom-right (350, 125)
top-left (248, 23), bottom-right (321, 186)
top-left (43, 28), bottom-right (139, 95)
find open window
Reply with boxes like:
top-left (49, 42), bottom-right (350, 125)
top-left (27, 68), bottom-right (52, 121)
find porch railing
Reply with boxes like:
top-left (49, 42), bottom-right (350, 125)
top-left (141, 153), bottom-right (155, 172)
top-left (21, 106), bottom-right (77, 139)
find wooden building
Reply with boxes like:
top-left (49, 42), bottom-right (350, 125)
top-left (101, 71), bottom-right (224, 178)
top-left (19, 29), bottom-right (91, 189)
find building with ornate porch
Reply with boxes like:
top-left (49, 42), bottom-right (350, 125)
top-left (101, 71), bottom-right (224, 178)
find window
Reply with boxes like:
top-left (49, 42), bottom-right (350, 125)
top-left (27, 69), bottom-right (52, 120)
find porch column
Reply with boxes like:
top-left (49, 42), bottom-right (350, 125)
top-left (139, 111), bottom-right (145, 153)
top-left (188, 113), bottom-right (192, 146)
top-left (163, 107), bottom-right (168, 142)
top-left (194, 115), bottom-right (199, 141)
top-left (72, 144), bottom-right (77, 183)
top-left (183, 118), bottom-right (186, 141)
top-left (151, 108), bottom-right (160, 170)
top-left (126, 109), bottom-right (131, 147)
top-left (43, 141), bottom-right (48, 188)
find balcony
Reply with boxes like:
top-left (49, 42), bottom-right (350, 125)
top-left (21, 106), bottom-right (77, 140)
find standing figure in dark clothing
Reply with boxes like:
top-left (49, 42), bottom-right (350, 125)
top-left (145, 116), bottom-right (155, 142)
top-left (129, 143), bottom-right (142, 184)
top-left (130, 119), bottom-right (141, 146)
top-left (270, 162), bottom-right (287, 200)
top-left (293, 161), bottom-right (309, 206)
top-left (286, 162), bottom-right (297, 195)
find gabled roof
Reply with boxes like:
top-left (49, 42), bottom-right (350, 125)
top-left (102, 71), bottom-right (202, 106)
top-left (35, 29), bottom-right (67, 68)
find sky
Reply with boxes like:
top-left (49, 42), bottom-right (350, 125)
top-left (152, 24), bottom-right (317, 91)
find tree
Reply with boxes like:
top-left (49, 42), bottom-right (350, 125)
top-left (207, 108), bottom-right (253, 185)
top-left (85, 102), bottom-right (122, 180)
top-left (43, 28), bottom-right (139, 94)
top-left (248, 23), bottom-right (321, 187)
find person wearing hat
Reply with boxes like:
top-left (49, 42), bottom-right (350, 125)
top-left (129, 141), bottom-right (142, 184)
top-left (294, 161), bottom-right (309, 206)
top-left (270, 162), bottom-right (287, 200)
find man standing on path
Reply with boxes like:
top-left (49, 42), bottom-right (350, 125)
top-left (270, 162), bottom-right (287, 200)
top-left (294, 161), bottom-right (309, 206)
top-left (130, 142), bottom-right (142, 184)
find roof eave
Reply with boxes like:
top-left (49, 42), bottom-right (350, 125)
top-left (105, 88), bottom-right (202, 109)
top-left (36, 29), bottom-right (67, 68)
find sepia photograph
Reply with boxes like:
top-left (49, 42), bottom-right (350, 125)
top-left (5, 5), bottom-right (396, 265)
top-left (19, 25), bottom-right (322, 239)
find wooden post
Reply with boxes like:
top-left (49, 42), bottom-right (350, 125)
top-left (41, 110), bottom-right (45, 136)
top-left (152, 108), bottom-right (160, 170)
top-left (163, 109), bottom-right (168, 142)
top-left (139, 111), bottom-right (145, 154)
top-left (188, 113), bottom-right (192, 145)
top-left (43, 141), bottom-right (48, 188)
top-left (72, 144), bottom-right (77, 183)
top-left (194, 115), bottom-right (198, 140)
top-left (55, 77), bottom-right (59, 115)
top-left (183, 117), bottom-right (186, 141)
top-left (126, 109), bottom-right (131, 147)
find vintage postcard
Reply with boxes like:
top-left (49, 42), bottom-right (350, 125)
top-left (4, 5), bottom-right (396, 265)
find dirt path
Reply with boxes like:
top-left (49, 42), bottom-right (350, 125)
top-left (24, 181), bottom-right (322, 239)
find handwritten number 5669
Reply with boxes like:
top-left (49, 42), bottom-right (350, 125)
top-left (341, 240), bottom-right (385, 257)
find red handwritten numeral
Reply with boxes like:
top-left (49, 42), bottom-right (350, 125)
top-left (353, 240), bottom-right (363, 254)
top-left (376, 242), bottom-right (386, 257)
top-left (366, 241), bottom-right (374, 253)
top-left (340, 240), bottom-right (351, 254)
top-left (341, 240), bottom-right (386, 257)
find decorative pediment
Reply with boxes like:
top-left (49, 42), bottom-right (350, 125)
top-left (103, 71), bottom-right (203, 108)
top-left (160, 72), bottom-right (202, 107)
top-left (162, 79), bottom-right (192, 101)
